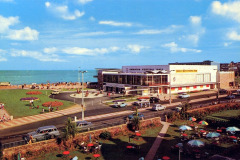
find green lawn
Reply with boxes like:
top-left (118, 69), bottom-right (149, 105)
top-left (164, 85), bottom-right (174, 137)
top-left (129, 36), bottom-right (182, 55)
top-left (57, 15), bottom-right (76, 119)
top-left (32, 126), bottom-right (162, 160)
top-left (210, 110), bottom-right (240, 118)
top-left (0, 89), bottom-right (74, 118)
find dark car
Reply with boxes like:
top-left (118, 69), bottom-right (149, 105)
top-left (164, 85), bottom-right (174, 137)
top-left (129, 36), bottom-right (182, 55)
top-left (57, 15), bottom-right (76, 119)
top-left (219, 89), bottom-right (227, 94)
top-left (128, 113), bottom-right (144, 120)
top-left (150, 97), bottom-right (160, 103)
top-left (225, 95), bottom-right (235, 99)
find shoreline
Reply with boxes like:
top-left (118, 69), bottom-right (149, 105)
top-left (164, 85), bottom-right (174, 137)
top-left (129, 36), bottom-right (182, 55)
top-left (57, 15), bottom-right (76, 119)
top-left (0, 82), bottom-right (88, 90)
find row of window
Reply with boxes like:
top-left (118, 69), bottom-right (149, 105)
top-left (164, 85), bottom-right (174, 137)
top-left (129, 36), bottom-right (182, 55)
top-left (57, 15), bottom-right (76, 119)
top-left (171, 84), bottom-right (210, 91)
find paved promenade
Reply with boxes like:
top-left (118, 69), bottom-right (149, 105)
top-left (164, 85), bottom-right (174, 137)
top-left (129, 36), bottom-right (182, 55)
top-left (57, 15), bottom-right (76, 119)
top-left (145, 122), bottom-right (171, 160)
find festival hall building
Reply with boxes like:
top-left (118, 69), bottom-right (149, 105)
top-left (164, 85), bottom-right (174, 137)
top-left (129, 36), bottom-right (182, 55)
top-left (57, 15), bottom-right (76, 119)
top-left (97, 61), bottom-right (235, 95)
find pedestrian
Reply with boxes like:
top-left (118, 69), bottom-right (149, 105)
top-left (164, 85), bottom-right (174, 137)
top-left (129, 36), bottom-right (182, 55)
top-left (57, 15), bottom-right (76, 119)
top-left (48, 106), bottom-right (51, 112)
top-left (37, 105), bottom-right (39, 109)
top-left (42, 108), bottom-right (45, 113)
top-left (29, 135), bottom-right (33, 144)
top-left (56, 106), bottom-right (58, 111)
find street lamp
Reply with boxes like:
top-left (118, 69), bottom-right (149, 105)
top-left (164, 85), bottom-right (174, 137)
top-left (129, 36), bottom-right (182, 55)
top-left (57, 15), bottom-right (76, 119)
top-left (79, 70), bottom-right (87, 120)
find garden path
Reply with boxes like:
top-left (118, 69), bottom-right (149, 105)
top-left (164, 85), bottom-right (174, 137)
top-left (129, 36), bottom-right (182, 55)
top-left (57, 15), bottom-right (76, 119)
top-left (145, 121), bottom-right (171, 160)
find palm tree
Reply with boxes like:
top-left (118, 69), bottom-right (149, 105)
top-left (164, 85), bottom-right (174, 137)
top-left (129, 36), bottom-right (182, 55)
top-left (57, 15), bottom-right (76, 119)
top-left (63, 117), bottom-right (77, 140)
top-left (131, 107), bottom-right (141, 131)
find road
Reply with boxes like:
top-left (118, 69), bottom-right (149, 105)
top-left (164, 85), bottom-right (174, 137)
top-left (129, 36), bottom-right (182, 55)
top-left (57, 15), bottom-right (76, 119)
top-left (0, 91), bottom-right (238, 147)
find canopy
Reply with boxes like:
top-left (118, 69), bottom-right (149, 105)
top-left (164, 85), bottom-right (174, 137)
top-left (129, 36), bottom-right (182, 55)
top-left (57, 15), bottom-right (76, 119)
top-left (179, 125), bottom-right (192, 131)
top-left (189, 117), bottom-right (196, 121)
top-left (226, 126), bottom-right (240, 132)
top-left (187, 140), bottom-right (204, 147)
top-left (199, 121), bottom-right (208, 125)
top-left (206, 132), bottom-right (220, 138)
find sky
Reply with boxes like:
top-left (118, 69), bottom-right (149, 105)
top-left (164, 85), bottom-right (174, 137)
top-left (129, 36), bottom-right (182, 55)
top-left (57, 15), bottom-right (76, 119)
top-left (0, 0), bottom-right (239, 70)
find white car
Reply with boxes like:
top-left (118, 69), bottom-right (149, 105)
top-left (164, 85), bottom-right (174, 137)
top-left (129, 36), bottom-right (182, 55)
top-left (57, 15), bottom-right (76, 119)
top-left (152, 104), bottom-right (166, 111)
top-left (178, 93), bottom-right (190, 99)
top-left (51, 90), bottom-right (60, 95)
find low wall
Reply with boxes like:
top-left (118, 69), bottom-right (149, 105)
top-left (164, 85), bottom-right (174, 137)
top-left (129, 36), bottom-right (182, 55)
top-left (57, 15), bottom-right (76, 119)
top-left (3, 117), bottom-right (162, 159)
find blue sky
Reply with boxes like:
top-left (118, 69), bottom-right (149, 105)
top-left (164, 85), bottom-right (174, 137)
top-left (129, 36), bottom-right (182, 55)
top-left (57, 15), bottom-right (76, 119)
top-left (0, 0), bottom-right (239, 70)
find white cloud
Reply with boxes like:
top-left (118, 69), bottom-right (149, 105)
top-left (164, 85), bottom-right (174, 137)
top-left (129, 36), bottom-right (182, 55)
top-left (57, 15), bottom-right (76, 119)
top-left (135, 25), bottom-right (182, 35)
top-left (211, 1), bottom-right (240, 23)
top-left (74, 31), bottom-right (121, 37)
top-left (0, 15), bottom-right (39, 41)
top-left (45, 1), bottom-right (50, 7)
top-left (99, 21), bottom-right (132, 27)
top-left (184, 15), bottom-right (205, 45)
top-left (224, 42), bottom-right (232, 47)
top-left (189, 16), bottom-right (201, 25)
top-left (0, 15), bottom-right (19, 33)
top-left (10, 49), bottom-right (64, 62)
top-left (6, 27), bottom-right (39, 40)
top-left (77, 0), bottom-right (93, 4)
top-left (127, 44), bottom-right (148, 54)
top-left (162, 42), bottom-right (201, 53)
top-left (62, 46), bottom-right (119, 56)
top-left (227, 31), bottom-right (240, 41)
top-left (45, 2), bottom-right (85, 20)
top-left (89, 16), bottom-right (95, 21)
top-left (43, 47), bottom-right (58, 54)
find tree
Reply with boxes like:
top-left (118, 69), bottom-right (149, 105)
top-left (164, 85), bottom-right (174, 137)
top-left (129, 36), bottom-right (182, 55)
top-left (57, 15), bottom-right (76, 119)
top-left (63, 117), bottom-right (77, 140)
top-left (131, 107), bottom-right (141, 131)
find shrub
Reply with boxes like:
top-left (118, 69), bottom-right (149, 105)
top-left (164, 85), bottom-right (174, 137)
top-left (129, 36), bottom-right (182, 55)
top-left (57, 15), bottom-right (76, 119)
top-left (99, 131), bottom-right (111, 140)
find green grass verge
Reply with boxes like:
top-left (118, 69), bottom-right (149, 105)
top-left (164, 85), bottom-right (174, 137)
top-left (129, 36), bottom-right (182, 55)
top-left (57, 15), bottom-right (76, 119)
top-left (33, 126), bottom-right (162, 160)
top-left (0, 89), bottom-right (74, 118)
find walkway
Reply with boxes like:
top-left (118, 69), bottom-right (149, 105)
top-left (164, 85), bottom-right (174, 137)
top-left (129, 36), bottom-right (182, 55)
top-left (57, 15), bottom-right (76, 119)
top-left (145, 122), bottom-right (171, 160)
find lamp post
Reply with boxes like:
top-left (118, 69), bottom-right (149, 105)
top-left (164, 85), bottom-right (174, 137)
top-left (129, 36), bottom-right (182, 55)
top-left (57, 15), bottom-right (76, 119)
top-left (78, 67), bottom-right (80, 92)
top-left (79, 70), bottom-right (87, 120)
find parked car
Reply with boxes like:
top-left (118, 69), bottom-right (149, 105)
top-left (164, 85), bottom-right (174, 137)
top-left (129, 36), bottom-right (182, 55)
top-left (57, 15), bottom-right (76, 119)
top-left (225, 95), bottom-right (235, 99)
top-left (178, 93), bottom-right (190, 99)
top-left (150, 97), bottom-right (160, 103)
top-left (175, 107), bottom-right (182, 112)
top-left (51, 90), bottom-right (60, 95)
top-left (152, 104), bottom-right (166, 111)
top-left (25, 125), bottom-right (60, 142)
top-left (112, 102), bottom-right (127, 108)
top-left (237, 89), bottom-right (240, 96)
top-left (127, 113), bottom-right (144, 120)
top-left (219, 89), bottom-right (227, 94)
top-left (75, 120), bottom-right (93, 131)
top-left (132, 99), bottom-right (149, 106)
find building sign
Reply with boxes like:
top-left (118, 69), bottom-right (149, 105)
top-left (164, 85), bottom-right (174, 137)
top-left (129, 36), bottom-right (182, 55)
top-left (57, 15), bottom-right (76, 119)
top-left (176, 70), bottom-right (198, 73)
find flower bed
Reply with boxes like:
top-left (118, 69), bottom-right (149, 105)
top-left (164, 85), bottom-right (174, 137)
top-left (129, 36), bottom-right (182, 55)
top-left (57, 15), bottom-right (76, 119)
top-left (26, 91), bottom-right (42, 95)
top-left (20, 97), bottom-right (39, 101)
top-left (42, 101), bottom-right (64, 107)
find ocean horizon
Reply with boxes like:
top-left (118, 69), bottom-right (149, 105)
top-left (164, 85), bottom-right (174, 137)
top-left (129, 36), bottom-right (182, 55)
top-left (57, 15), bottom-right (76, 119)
top-left (0, 70), bottom-right (97, 85)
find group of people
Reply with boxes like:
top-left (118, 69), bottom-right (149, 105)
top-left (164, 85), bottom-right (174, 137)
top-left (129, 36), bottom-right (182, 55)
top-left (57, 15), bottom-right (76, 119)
top-left (0, 113), bottom-right (8, 123)
top-left (0, 103), bottom-right (4, 109)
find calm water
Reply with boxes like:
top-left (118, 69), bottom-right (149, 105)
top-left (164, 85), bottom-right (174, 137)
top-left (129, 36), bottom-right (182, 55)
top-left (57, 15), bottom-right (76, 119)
top-left (0, 70), bottom-right (97, 85)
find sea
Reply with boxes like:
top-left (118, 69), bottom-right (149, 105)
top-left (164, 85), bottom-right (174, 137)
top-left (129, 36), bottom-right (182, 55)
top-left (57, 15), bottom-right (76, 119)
top-left (0, 70), bottom-right (97, 85)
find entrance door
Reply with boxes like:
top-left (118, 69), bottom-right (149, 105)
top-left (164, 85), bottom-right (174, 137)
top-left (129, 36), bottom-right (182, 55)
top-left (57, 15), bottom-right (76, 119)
top-left (159, 88), bottom-right (162, 94)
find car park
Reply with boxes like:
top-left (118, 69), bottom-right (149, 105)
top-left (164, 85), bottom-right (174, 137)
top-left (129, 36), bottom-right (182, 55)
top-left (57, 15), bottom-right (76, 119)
top-left (112, 102), bottom-right (127, 108)
top-left (178, 93), bottom-right (190, 99)
top-left (152, 104), bottom-right (166, 111)
top-left (25, 125), bottom-right (60, 142)
top-left (225, 95), bottom-right (235, 99)
top-left (75, 120), bottom-right (93, 131)
top-left (150, 97), bottom-right (160, 103)
top-left (51, 90), bottom-right (60, 95)
top-left (127, 113), bottom-right (144, 120)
